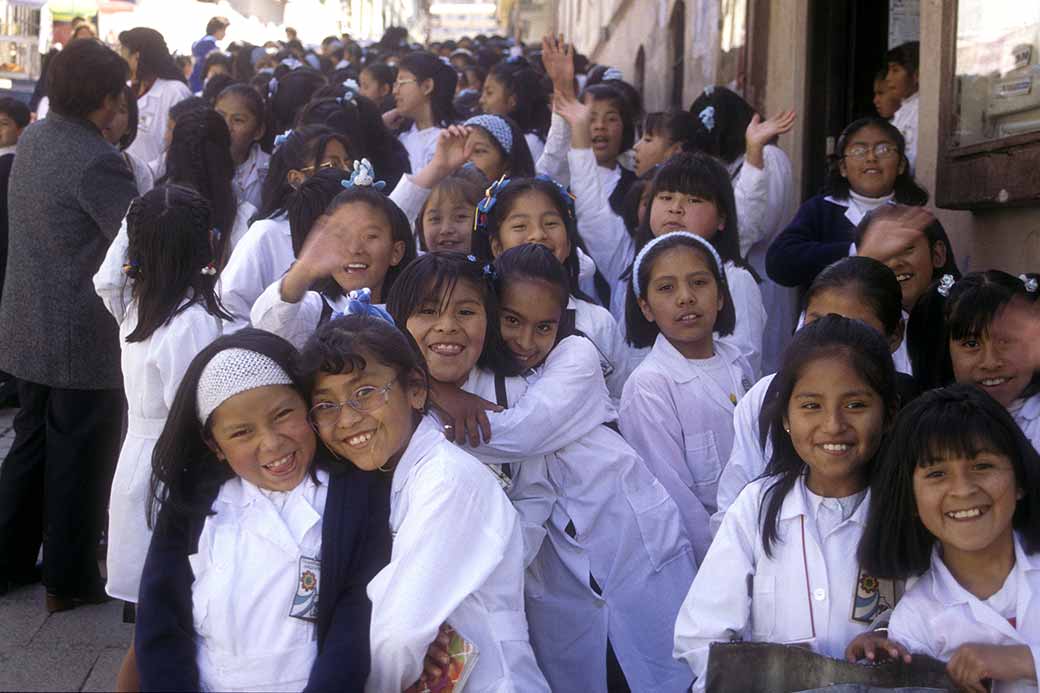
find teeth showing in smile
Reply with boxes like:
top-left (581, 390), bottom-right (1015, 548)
top-left (896, 273), bottom-right (912, 282)
top-left (429, 343), bottom-right (463, 355)
top-left (345, 263), bottom-right (368, 271)
top-left (677, 313), bottom-right (700, 323)
top-left (821, 443), bottom-right (851, 452)
top-left (347, 431), bottom-right (374, 447)
top-left (946, 507), bottom-right (983, 519)
top-left (980, 378), bottom-right (1009, 387)
top-left (264, 453), bottom-right (293, 470)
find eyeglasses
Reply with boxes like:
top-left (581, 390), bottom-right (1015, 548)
top-left (299, 158), bottom-right (351, 174)
top-left (844, 143), bottom-right (899, 160)
top-left (394, 78), bottom-right (417, 88)
top-left (308, 378), bottom-right (397, 428)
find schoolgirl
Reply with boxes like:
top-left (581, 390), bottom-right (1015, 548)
top-left (93, 185), bottom-right (229, 689)
top-left (269, 67), bottom-right (328, 136)
top-left (251, 162), bottom-right (416, 348)
top-left (860, 384), bottom-right (1040, 692)
top-left (386, 250), bottom-right (695, 692)
top-left (298, 311), bottom-right (548, 693)
top-left (632, 109), bottom-right (697, 177)
top-left (393, 51), bottom-right (458, 173)
top-left (415, 169), bottom-right (484, 253)
top-left (479, 57), bottom-right (550, 161)
top-left (161, 108), bottom-right (253, 265)
top-left (358, 62), bottom-right (397, 113)
top-left (134, 329), bottom-right (393, 692)
top-left (674, 316), bottom-right (901, 690)
top-left (119, 27), bottom-right (193, 168)
top-left (473, 175), bottom-right (631, 400)
top-left (215, 83), bottom-right (271, 210)
top-left (619, 232), bottom-right (754, 529)
top-left (103, 84), bottom-right (154, 195)
top-left (886, 42), bottom-right (919, 170)
top-left (766, 116), bottom-right (929, 289)
top-left (462, 113), bottom-right (535, 180)
top-left (714, 256), bottom-right (910, 532)
top-left (907, 271), bottom-right (1040, 449)
top-left (688, 86), bottom-right (798, 374)
top-left (629, 152), bottom-right (767, 374)
top-left (219, 125), bottom-right (350, 329)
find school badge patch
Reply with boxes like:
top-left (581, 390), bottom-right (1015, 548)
top-left (850, 567), bottom-right (901, 624)
top-left (289, 556), bottom-right (321, 622)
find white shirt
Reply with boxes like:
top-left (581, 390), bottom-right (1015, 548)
top-left (524, 131), bottom-right (545, 163)
top-left (251, 279), bottom-right (351, 350)
top-left (674, 475), bottom-right (875, 691)
top-left (892, 92), bottom-right (919, 172)
top-left (398, 123), bottom-right (441, 175)
top-left (1011, 394), bottom-right (1040, 454)
top-left (227, 200), bottom-right (259, 257)
top-left (233, 144), bottom-right (270, 211)
top-left (366, 417), bottom-right (550, 693)
top-left (570, 296), bottom-right (631, 401)
top-left (123, 150), bottom-right (155, 195)
top-left (218, 214), bottom-right (293, 331)
top-left (191, 471), bottom-right (328, 692)
top-left (722, 261), bottom-right (768, 377)
top-left (126, 78), bottom-right (193, 166)
top-left (890, 533), bottom-right (1040, 693)
top-left (620, 335), bottom-right (751, 560)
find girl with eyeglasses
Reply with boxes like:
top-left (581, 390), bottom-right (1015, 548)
top-left (766, 116), bottom-right (930, 290)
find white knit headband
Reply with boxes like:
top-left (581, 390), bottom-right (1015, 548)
top-left (197, 348), bottom-right (294, 424)
top-left (464, 114), bottom-right (513, 154)
top-left (632, 232), bottom-right (725, 299)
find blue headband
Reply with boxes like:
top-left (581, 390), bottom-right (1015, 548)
top-left (331, 288), bottom-right (395, 325)
top-left (632, 232), bottom-right (726, 299)
top-left (464, 114), bottom-right (513, 154)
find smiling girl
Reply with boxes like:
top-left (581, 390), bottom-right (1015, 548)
top-left (461, 113), bottom-right (535, 180)
top-left (393, 52), bottom-right (457, 174)
top-left (674, 316), bottom-right (903, 690)
top-left (215, 84), bottom-right (270, 210)
top-left (860, 384), bottom-right (1040, 692)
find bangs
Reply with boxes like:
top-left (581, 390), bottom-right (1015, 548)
top-left (651, 161), bottom-right (722, 204)
top-left (946, 289), bottom-right (1013, 341)
top-left (906, 396), bottom-right (1021, 470)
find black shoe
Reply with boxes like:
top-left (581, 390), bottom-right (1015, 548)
top-left (45, 587), bottom-right (109, 613)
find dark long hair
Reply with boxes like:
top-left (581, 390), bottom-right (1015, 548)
top-left (486, 58), bottom-right (550, 139)
top-left (216, 83), bottom-right (272, 153)
top-left (803, 257), bottom-right (905, 339)
top-left (859, 384), bottom-right (1040, 579)
top-left (118, 84), bottom-right (139, 151)
top-left (257, 125), bottom-right (350, 221)
top-left (467, 114), bottom-right (535, 178)
top-left (398, 51), bottom-right (457, 127)
top-left (148, 329), bottom-right (306, 531)
top-left (119, 27), bottom-right (186, 86)
top-left (386, 252), bottom-right (522, 378)
top-left (269, 67), bottom-right (327, 135)
top-left (826, 117), bottom-right (928, 204)
top-left (161, 108), bottom-right (237, 268)
top-left (687, 86), bottom-right (755, 164)
top-left (124, 185), bottom-right (231, 343)
top-left (493, 242), bottom-right (571, 324)
top-left (581, 83), bottom-right (636, 153)
top-left (643, 109), bottom-right (699, 152)
top-left (758, 315), bottom-right (898, 558)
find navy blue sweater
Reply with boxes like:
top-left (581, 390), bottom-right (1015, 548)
top-left (135, 461), bottom-right (392, 692)
top-left (766, 194), bottom-right (856, 289)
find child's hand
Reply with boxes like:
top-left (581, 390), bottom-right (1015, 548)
top-left (419, 623), bottom-right (453, 685)
top-left (554, 93), bottom-right (591, 148)
top-left (279, 215), bottom-right (345, 303)
top-left (744, 110), bottom-right (797, 169)
top-left (855, 206), bottom-right (936, 261)
top-left (947, 643), bottom-right (1036, 693)
top-left (844, 631), bottom-right (912, 664)
top-left (413, 125), bottom-right (475, 189)
top-left (429, 380), bottom-right (503, 447)
top-left (541, 34), bottom-right (575, 98)
top-left (382, 108), bottom-right (404, 130)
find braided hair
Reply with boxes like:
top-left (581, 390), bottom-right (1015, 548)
top-left (161, 108), bottom-right (238, 268)
top-left (124, 184), bottom-right (231, 343)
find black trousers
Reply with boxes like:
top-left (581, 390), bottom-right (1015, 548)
top-left (0, 380), bottom-right (122, 596)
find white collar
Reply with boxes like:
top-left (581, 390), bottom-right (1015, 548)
top-left (0, 145), bottom-right (16, 157)
top-left (926, 532), bottom-right (1040, 609)
top-left (389, 416), bottom-right (445, 503)
top-left (650, 332), bottom-right (742, 385)
top-left (778, 474), bottom-right (872, 525)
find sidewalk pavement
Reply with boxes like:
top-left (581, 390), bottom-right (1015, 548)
top-left (0, 407), bottom-right (130, 692)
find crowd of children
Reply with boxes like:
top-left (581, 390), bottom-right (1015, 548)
top-left (1, 18), bottom-right (1038, 693)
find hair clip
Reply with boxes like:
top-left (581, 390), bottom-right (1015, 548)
top-left (466, 254), bottom-right (479, 263)
top-left (535, 174), bottom-right (576, 220)
top-left (340, 158), bottom-right (386, 191)
top-left (603, 67), bottom-right (624, 82)
top-left (699, 106), bottom-right (716, 133)
top-left (342, 78), bottom-right (360, 94)
top-left (482, 263), bottom-right (498, 281)
top-left (473, 175), bottom-right (511, 234)
top-left (200, 263), bottom-right (217, 276)
top-left (703, 85), bottom-right (715, 97)
top-left (268, 77), bottom-right (279, 97)
top-left (210, 227), bottom-right (222, 241)
top-left (1021, 274), bottom-right (1038, 294)
top-left (273, 129), bottom-right (292, 149)
top-left (122, 261), bottom-right (139, 277)
top-left (937, 274), bottom-right (956, 297)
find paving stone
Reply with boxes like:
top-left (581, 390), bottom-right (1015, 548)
top-left (80, 646), bottom-right (125, 692)
top-left (0, 641), bottom-right (101, 692)
top-left (30, 598), bottom-right (132, 649)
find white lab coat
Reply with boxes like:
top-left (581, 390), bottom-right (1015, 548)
top-left (398, 123), bottom-right (442, 175)
top-left (1012, 394), bottom-right (1040, 455)
top-left (123, 150), bottom-right (155, 195)
top-left (723, 261), bottom-right (768, 377)
top-left (227, 200), bottom-right (259, 257)
top-left (892, 93), bottom-right (918, 173)
top-left (534, 113), bottom-right (572, 186)
top-left (93, 221), bottom-right (224, 602)
top-left (127, 78), bottom-right (193, 166)
top-left (889, 532), bottom-right (1040, 693)
top-left (732, 146), bottom-right (798, 375)
top-left (190, 471), bottom-right (328, 692)
top-left (233, 144), bottom-right (270, 211)
top-left (674, 476), bottom-right (876, 691)
top-left (467, 336), bottom-right (697, 693)
top-left (219, 214), bottom-right (293, 331)
top-left (524, 131), bottom-right (545, 164)
top-left (619, 335), bottom-right (752, 558)
top-left (366, 416), bottom-right (549, 693)
top-left (571, 296), bottom-right (632, 401)
top-left (250, 278), bottom-right (350, 350)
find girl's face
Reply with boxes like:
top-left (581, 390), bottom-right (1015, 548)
top-left (649, 190), bottom-right (725, 240)
top-left (633, 130), bottom-right (678, 177)
top-left (326, 202), bottom-right (406, 302)
top-left (216, 93), bottom-right (264, 165)
top-left (857, 225), bottom-right (946, 312)
top-left (873, 78), bottom-right (901, 120)
top-left (467, 127), bottom-right (508, 181)
top-left (839, 125), bottom-right (905, 199)
top-left (637, 246), bottom-right (722, 360)
top-left (479, 75), bottom-right (514, 116)
top-left (491, 190), bottom-right (570, 264)
top-left (585, 95), bottom-right (624, 167)
top-left (499, 278), bottom-right (564, 370)
top-left (209, 384), bottom-right (316, 492)
top-left (421, 191), bottom-right (473, 253)
top-left (287, 139), bottom-right (351, 189)
top-left (886, 62), bottom-right (918, 100)
top-left (913, 446), bottom-right (1019, 562)
top-left (359, 69), bottom-right (390, 103)
top-left (310, 357), bottom-right (426, 472)
top-left (949, 318), bottom-right (1033, 408)
top-left (784, 355), bottom-right (886, 497)
top-left (102, 91), bottom-right (129, 147)
top-left (405, 279), bottom-right (487, 385)
top-left (393, 68), bottom-right (429, 119)
top-left (804, 287), bottom-right (902, 353)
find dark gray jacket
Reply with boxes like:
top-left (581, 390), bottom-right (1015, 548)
top-left (0, 112), bottom-right (137, 389)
